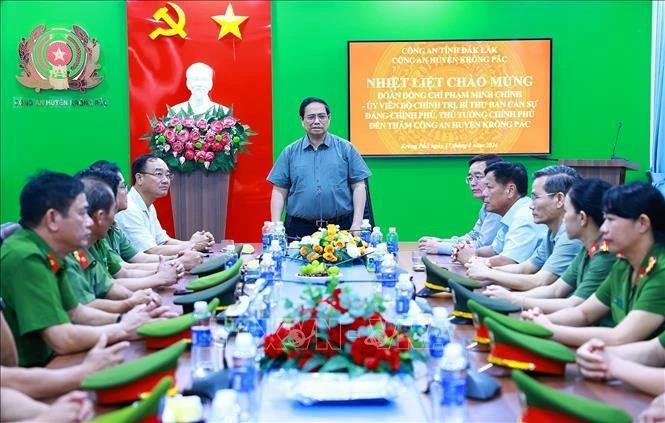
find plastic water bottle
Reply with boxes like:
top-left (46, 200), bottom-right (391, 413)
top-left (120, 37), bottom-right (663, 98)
top-left (225, 245), bottom-right (238, 267)
top-left (273, 221), bottom-right (287, 252)
top-left (261, 221), bottom-right (273, 254)
top-left (244, 260), bottom-right (261, 285)
top-left (246, 296), bottom-right (267, 355)
top-left (429, 307), bottom-right (451, 361)
top-left (367, 243), bottom-right (387, 273)
top-left (387, 227), bottom-right (399, 255)
top-left (379, 253), bottom-right (397, 303)
top-left (360, 219), bottom-right (372, 244)
top-left (395, 273), bottom-right (414, 317)
top-left (210, 389), bottom-right (240, 423)
top-left (369, 226), bottom-right (383, 247)
top-left (231, 332), bottom-right (259, 423)
top-left (269, 240), bottom-right (283, 278)
top-left (261, 221), bottom-right (273, 253)
top-left (191, 301), bottom-right (214, 378)
top-left (260, 253), bottom-right (275, 286)
top-left (440, 343), bottom-right (467, 423)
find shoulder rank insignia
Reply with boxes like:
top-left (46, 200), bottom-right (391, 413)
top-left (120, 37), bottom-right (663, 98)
top-left (46, 252), bottom-right (61, 273)
top-left (73, 250), bottom-right (90, 270)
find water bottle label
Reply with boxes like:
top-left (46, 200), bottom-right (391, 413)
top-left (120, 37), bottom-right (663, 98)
top-left (428, 334), bottom-right (449, 358)
top-left (262, 235), bottom-right (271, 249)
top-left (387, 241), bottom-right (399, 254)
top-left (232, 365), bottom-right (256, 392)
top-left (396, 296), bottom-right (410, 314)
top-left (261, 271), bottom-right (274, 286)
top-left (367, 257), bottom-right (376, 272)
top-left (274, 256), bottom-right (283, 274)
top-left (441, 371), bottom-right (466, 406)
top-left (192, 327), bottom-right (212, 347)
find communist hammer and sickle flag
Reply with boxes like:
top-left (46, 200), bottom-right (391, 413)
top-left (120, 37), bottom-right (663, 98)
top-left (149, 2), bottom-right (187, 40)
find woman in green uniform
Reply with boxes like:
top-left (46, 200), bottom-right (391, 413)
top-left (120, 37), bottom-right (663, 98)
top-left (523, 182), bottom-right (665, 347)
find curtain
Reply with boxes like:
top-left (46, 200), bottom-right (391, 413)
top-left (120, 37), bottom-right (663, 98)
top-left (652, 1), bottom-right (665, 195)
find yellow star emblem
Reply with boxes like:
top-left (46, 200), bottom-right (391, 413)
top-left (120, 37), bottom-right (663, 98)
top-left (211, 4), bottom-right (248, 40)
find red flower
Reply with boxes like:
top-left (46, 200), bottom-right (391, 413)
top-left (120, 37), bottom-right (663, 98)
top-left (350, 336), bottom-right (379, 366)
top-left (384, 347), bottom-right (401, 371)
top-left (172, 141), bottom-right (184, 153)
top-left (212, 142), bottom-right (223, 152)
top-left (164, 129), bottom-right (176, 143)
top-left (196, 118), bottom-right (207, 129)
top-left (211, 120), bottom-right (224, 133)
top-left (204, 151), bottom-right (215, 162)
top-left (222, 116), bottom-right (237, 128)
top-left (326, 324), bottom-right (350, 346)
top-left (189, 128), bottom-right (201, 141)
top-left (264, 333), bottom-right (285, 359)
top-left (184, 150), bottom-right (195, 160)
top-left (364, 357), bottom-right (380, 371)
top-left (154, 121), bottom-right (166, 134)
top-left (384, 323), bottom-right (398, 340)
top-left (396, 335), bottom-right (410, 351)
top-left (183, 116), bottom-right (196, 128)
top-left (176, 129), bottom-right (189, 142)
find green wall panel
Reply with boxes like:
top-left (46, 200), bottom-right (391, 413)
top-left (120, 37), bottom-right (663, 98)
top-left (272, 0), bottom-right (652, 241)
top-left (1, 0), bottom-right (129, 223)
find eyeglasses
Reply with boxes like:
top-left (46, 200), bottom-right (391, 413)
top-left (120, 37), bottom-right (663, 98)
top-left (304, 113), bottom-right (329, 123)
top-left (465, 173), bottom-right (485, 184)
top-left (140, 171), bottom-right (174, 180)
top-left (530, 192), bottom-right (556, 200)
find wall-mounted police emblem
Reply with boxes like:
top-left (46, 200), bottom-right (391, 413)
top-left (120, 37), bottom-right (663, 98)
top-left (17, 25), bottom-right (102, 92)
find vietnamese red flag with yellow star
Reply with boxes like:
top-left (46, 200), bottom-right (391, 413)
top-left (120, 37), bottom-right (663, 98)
top-left (126, 1), bottom-right (272, 241)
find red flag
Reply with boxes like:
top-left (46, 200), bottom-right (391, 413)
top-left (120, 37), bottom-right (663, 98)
top-left (127, 1), bottom-right (272, 241)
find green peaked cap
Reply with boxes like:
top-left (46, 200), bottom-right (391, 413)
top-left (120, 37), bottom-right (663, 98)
top-left (190, 255), bottom-right (227, 276)
top-left (187, 259), bottom-right (241, 291)
top-left (467, 299), bottom-right (552, 338)
top-left (423, 256), bottom-right (482, 289)
top-left (174, 274), bottom-right (239, 313)
top-left (449, 280), bottom-right (520, 315)
top-left (485, 318), bottom-right (575, 363)
top-left (137, 298), bottom-right (220, 338)
top-left (81, 341), bottom-right (187, 389)
top-left (512, 370), bottom-right (632, 423)
top-left (89, 376), bottom-right (173, 423)
top-left (190, 246), bottom-right (243, 276)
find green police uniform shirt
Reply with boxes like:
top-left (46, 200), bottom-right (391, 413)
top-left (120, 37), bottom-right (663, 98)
top-left (658, 331), bottom-right (665, 348)
top-left (0, 228), bottom-right (79, 367)
top-left (65, 248), bottom-right (114, 305)
top-left (106, 223), bottom-right (138, 263)
top-left (561, 241), bottom-right (617, 300)
top-left (90, 238), bottom-right (122, 276)
top-left (595, 244), bottom-right (665, 329)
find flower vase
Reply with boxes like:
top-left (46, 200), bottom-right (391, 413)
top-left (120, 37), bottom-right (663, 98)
top-left (169, 171), bottom-right (230, 240)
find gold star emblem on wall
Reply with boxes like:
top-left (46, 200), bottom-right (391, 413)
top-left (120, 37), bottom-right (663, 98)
top-left (211, 4), bottom-right (248, 40)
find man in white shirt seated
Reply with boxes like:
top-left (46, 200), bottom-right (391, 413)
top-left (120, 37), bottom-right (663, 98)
top-left (456, 161), bottom-right (546, 267)
top-left (115, 154), bottom-right (214, 255)
top-left (467, 165), bottom-right (582, 290)
top-left (419, 154), bottom-right (503, 255)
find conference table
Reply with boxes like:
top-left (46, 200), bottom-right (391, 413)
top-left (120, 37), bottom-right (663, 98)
top-left (49, 242), bottom-right (653, 421)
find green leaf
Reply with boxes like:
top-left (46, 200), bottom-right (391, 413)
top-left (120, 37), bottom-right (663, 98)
top-left (319, 354), bottom-right (352, 372)
top-left (348, 364), bottom-right (367, 378)
top-left (301, 354), bottom-right (326, 372)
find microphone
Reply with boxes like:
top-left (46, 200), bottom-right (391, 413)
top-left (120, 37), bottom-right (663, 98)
top-left (610, 122), bottom-right (623, 160)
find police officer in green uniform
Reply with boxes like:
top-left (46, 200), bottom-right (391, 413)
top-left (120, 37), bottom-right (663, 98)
top-left (66, 177), bottom-right (158, 313)
top-left (78, 165), bottom-right (186, 289)
top-left (0, 172), bottom-right (162, 367)
top-left (484, 179), bottom-right (616, 321)
top-left (523, 183), bottom-right (665, 347)
top-left (576, 331), bottom-right (665, 395)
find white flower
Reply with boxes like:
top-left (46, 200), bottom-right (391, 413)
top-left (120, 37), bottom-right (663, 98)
top-left (346, 243), bottom-right (360, 258)
top-left (300, 236), bottom-right (313, 245)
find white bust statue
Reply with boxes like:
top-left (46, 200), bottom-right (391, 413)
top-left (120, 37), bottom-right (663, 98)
top-left (172, 62), bottom-right (228, 115)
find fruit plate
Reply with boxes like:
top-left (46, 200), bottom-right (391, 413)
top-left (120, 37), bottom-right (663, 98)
top-left (294, 272), bottom-right (342, 284)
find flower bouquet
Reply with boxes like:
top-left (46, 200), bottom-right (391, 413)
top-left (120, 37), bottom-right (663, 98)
top-left (143, 104), bottom-right (255, 173)
top-left (262, 279), bottom-right (426, 377)
top-left (296, 224), bottom-right (369, 265)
